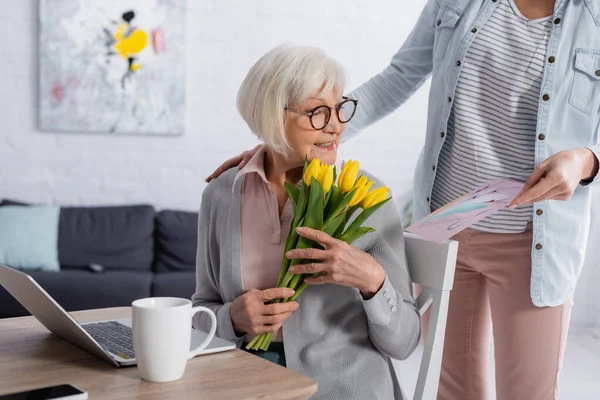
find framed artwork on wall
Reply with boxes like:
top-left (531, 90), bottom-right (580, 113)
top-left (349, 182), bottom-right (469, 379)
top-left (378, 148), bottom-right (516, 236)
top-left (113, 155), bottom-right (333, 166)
top-left (39, 0), bottom-right (186, 136)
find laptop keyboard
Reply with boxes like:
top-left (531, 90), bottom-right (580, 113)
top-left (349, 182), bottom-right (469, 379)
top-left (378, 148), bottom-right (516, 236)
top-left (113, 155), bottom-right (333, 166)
top-left (82, 321), bottom-right (135, 360)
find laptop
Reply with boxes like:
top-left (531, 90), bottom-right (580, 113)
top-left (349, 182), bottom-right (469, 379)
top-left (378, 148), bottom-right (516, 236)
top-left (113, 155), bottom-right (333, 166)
top-left (0, 264), bottom-right (236, 367)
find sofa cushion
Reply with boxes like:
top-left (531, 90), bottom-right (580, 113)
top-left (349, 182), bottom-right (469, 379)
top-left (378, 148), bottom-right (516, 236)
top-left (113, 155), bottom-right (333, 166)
top-left (1, 201), bottom-right (156, 271)
top-left (152, 272), bottom-right (197, 299)
top-left (0, 270), bottom-right (153, 319)
top-left (154, 210), bottom-right (198, 272)
top-left (0, 206), bottom-right (60, 271)
top-left (60, 205), bottom-right (155, 270)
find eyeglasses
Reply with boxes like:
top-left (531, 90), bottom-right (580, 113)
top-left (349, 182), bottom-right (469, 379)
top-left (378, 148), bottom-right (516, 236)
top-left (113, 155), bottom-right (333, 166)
top-left (284, 97), bottom-right (358, 131)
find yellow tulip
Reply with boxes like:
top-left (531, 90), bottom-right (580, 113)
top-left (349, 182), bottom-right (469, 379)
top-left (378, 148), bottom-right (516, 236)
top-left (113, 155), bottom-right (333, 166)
top-left (303, 158), bottom-right (321, 187)
top-left (317, 164), bottom-right (327, 182)
top-left (348, 176), bottom-right (373, 207)
top-left (361, 186), bottom-right (389, 209)
top-left (319, 165), bottom-right (334, 194)
top-left (338, 160), bottom-right (360, 193)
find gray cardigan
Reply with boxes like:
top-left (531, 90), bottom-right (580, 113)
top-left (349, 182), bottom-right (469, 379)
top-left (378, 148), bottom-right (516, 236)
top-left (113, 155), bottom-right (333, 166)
top-left (192, 168), bottom-right (420, 400)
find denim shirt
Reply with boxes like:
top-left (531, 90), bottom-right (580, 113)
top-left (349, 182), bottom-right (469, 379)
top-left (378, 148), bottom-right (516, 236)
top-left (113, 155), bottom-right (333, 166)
top-left (346, 0), bottom-right (600, 307)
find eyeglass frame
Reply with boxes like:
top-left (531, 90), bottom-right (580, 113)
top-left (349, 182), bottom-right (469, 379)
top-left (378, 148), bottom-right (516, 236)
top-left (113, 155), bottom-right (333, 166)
top-left (284, 96), bottom-right (359, 131)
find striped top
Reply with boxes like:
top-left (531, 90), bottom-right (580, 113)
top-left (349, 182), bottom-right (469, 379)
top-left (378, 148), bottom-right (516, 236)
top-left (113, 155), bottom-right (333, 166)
top-left (431, 0), bottom-right (553, 233)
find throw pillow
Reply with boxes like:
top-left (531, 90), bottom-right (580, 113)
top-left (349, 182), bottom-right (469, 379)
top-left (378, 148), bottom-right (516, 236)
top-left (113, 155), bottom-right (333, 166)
top-left (0, 206), bottom-right (60, 271)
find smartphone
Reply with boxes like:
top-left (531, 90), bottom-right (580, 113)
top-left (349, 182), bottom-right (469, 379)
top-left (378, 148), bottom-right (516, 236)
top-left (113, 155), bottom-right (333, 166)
top-left (0, 384), bottom-right (87, 400)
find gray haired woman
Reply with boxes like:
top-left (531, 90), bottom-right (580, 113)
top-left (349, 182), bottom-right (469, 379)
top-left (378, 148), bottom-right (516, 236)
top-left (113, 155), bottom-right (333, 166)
top-left (191, 44), bottom-right (420, 399)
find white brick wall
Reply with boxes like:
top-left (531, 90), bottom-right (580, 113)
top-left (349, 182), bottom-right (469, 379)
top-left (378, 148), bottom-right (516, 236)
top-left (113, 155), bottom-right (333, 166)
top-left (0, 0), bottom-right (429, 210)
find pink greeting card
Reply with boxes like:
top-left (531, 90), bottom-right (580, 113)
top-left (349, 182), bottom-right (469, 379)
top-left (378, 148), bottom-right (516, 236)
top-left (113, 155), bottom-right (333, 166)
top-left (405, 179), bottom-right (524, 243)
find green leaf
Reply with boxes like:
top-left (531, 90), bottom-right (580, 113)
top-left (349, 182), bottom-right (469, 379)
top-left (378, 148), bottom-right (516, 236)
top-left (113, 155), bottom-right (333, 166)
top-left (323, 187), bottom-right (358, 229)
top-left (294, 182), bottom-right (309, 226)
top-left (284, 182), bottom-right (300, 209)
top-left (344, 197), bottom-right (392, 236)
top-left (333, 221), bottom-right (347, 239)
top-left (285, 216), bottom-right (303, 252)
top-left (325, 185), bottom-right (343, 219)
top-left (346, 204), bottom-right (360, 221)
top-left (305, 177), bottom-right (324, 230)
top-left (323, 188), bottom-right (332, 211)
top-left (332, 205), bottom-right (358, 238)
top-left (324, 213), bottom-right (346, 237)
top-left (339, 227), bottom-right (376, 244)
top-left (278, 216), bottom-right (304, 286)
top-left (331, 183), bottom-right (343, 203)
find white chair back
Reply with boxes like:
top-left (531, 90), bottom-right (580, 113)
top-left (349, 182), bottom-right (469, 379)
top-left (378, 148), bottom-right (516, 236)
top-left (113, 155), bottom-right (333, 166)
top-left (404, 232), bottom-right (458, 400)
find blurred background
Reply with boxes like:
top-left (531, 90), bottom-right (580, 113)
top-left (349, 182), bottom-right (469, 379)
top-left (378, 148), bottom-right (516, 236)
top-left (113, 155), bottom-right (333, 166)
top-left (0, 1), bottom-right (597, 398)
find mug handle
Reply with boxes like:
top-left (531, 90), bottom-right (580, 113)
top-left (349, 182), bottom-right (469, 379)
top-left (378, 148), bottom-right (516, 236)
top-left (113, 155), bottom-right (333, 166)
top-left (188, 306), bottom-right (217, 359)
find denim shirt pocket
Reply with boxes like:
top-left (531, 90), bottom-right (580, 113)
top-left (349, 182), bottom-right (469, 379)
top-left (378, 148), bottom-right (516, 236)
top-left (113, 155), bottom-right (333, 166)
top-left (568, 49), bottom-right (600, 115)
top-left (433, 3), bottom-right (463, 62)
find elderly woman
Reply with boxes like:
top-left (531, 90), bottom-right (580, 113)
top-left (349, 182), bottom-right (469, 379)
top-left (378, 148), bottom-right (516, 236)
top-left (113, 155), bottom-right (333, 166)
top-left (191, 44), bottom-right (420, 399)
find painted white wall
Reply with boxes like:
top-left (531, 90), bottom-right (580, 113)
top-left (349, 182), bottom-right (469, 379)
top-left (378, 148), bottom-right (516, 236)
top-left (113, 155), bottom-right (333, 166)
top-left (0, 0), bottom-right (427, 210)
top-left (0, 0), bottom-right (597, 329)
top-left (572, 193), bottom-right (600, 333)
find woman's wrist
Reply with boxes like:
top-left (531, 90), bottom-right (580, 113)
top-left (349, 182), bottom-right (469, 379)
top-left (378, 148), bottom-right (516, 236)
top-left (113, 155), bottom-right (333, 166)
top-left (360, 264), bottom-right (386, 300)
top-left (229, 298), bottom-right (244, 335)
top-left (579, 148), bottom-right (599, 181)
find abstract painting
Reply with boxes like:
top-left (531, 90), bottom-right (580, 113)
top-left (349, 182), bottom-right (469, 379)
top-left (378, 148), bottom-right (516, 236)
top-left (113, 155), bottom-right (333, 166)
top-left (39, 0), bottom-right (185, 135)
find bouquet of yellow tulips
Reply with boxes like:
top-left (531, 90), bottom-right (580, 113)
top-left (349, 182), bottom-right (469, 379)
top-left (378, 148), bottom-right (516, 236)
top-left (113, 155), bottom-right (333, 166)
top-left (245, 158), bottom-right (391, 351)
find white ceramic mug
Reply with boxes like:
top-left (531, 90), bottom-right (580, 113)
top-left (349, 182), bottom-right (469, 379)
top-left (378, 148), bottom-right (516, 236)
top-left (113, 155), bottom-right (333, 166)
top-left (132, 297), bottom-right (217, 383)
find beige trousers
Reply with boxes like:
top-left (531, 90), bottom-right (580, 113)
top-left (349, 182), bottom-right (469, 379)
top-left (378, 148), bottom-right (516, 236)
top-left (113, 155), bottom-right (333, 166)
top-left (423, 224), bottom-right (573, 400)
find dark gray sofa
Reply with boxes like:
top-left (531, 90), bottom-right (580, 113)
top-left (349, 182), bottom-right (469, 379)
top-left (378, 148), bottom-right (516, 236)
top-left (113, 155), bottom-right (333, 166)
top-left (0, 200), bottom-right (199, 319)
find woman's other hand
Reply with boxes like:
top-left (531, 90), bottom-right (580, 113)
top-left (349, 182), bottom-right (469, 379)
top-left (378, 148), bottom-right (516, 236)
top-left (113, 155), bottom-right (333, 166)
top-left (205, 145), bottom-right (262, 183)
top-left (286, 227), bottom-right (386, 300)
top-left (230, 287), bottom-right (299, 336)
top-left (510, 148), bottom-right (599, 208)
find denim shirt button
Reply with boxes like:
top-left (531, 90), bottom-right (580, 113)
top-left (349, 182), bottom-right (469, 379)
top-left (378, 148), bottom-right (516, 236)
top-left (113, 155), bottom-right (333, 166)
top-left (536, 209), bottom-right (543, 216)
top-left (536, 243), bottom-right (543, 250)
